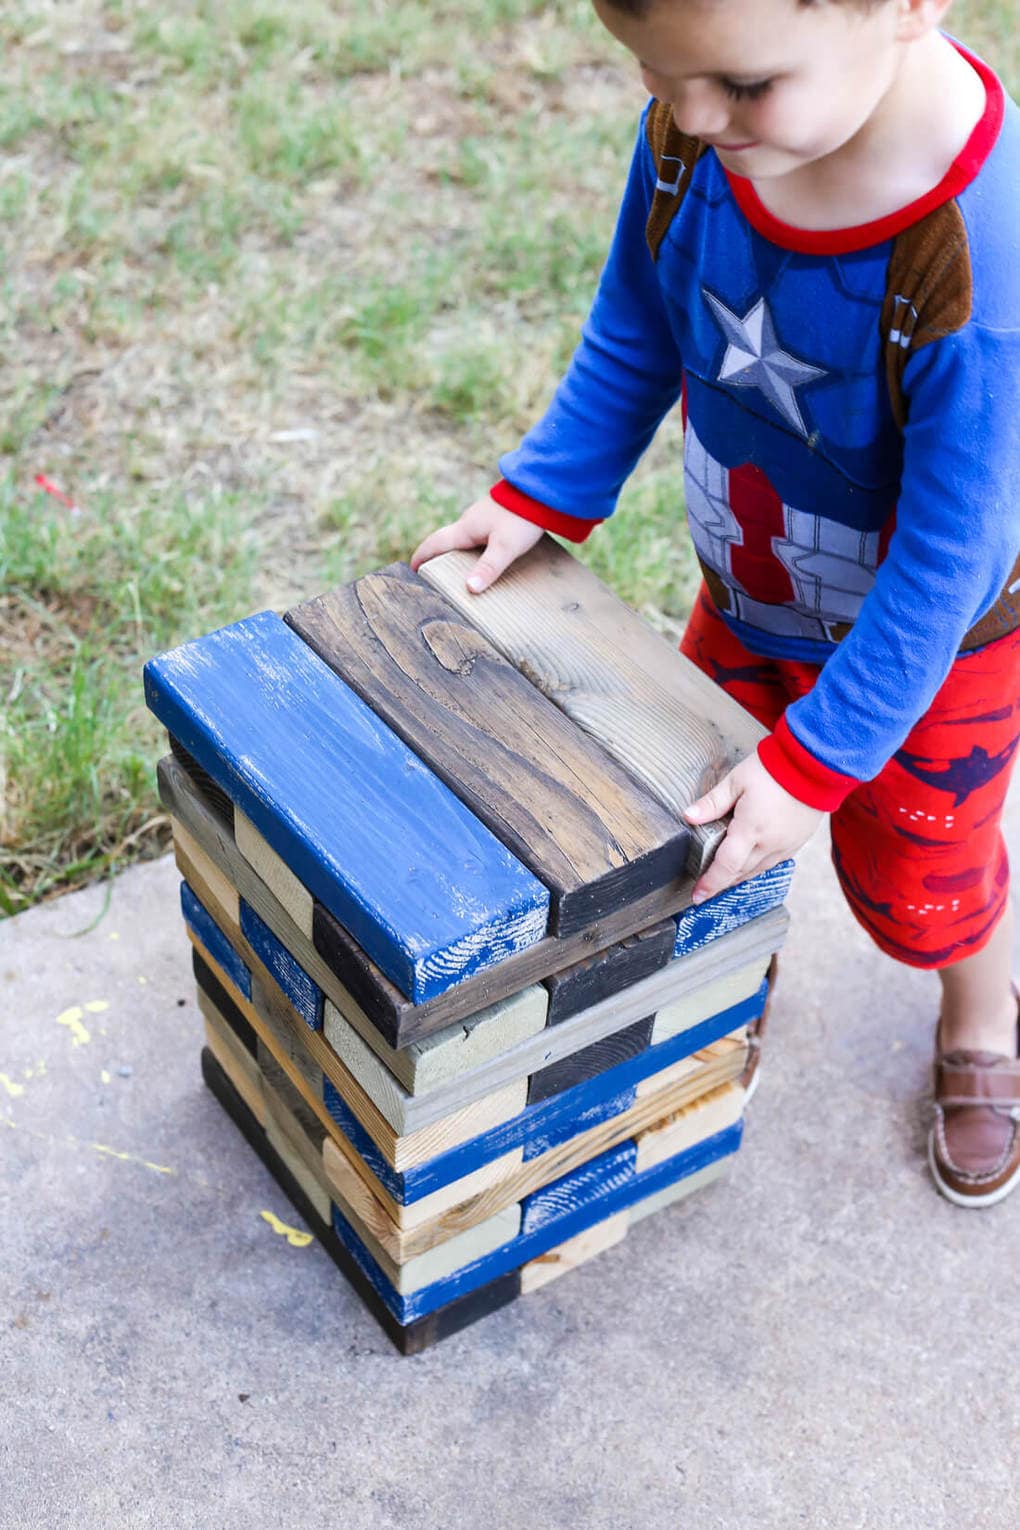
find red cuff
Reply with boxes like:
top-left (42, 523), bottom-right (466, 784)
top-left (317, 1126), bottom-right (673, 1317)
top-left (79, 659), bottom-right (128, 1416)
top-left (757, 715), bottom-right (861, 812)
top-left (490, 480), bottom-right (601, 544)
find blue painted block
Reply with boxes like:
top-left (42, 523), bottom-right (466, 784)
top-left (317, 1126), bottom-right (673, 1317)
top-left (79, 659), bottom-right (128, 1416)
top-left (331, 1122), bottom-right (743, 1324)
top-left (180, 881), bottom-right (251, 1000)
top-left (323, 980), bottom-right (767, 1203)
top-left (520, 1140), bottom-right (637, 1234)
top-left (674, 861), bottom-right (794, 958)
top-left (522, 1086), bottom-right (636, 1163)
top-left (240, 900), bottom-right (323, 1031)
top-left (145, 610), bottom-right (549, 1002)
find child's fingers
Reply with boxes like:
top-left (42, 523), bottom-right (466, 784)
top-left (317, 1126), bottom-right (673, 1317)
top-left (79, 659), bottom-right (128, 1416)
top-left (466, 533), bottom-right (524, 593)
top-left (690, 825), bottom-right (756, 904)
top-left (409, 521), bottom-right (482, 571)
top-left (684, 771), bottom-right (739, 825)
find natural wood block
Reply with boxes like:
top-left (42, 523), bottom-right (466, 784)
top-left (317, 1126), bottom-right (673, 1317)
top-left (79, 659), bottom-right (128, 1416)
top-left (286, 566), bottom-right (689, 936)
top-left (627, 1156), bottom-right (729, 1226)
top-left (651, 958), bottom-right (770, 1044)
top-left (519, 1210), bottom-right (629, 1294)
top-left (634, 1082), bottom-right (744, 1173)
top-left (323, 980), bottom-right (549, 1107)
top-left (419, 537), bottom-right (766, 874)
top-left (200, 1006), bottom-right (265, 1128)
top-left (526, 1015), bottom-right (655, 1105)
top-left (265, 1102), bottom-right (333, 1226)
top-left (543, 918), bottom-right (676, 1026)
top-left (322, 1134), bottom-right (526, 1237)
top-left (172, 817), bottom-right (239, 930)
top-left (634, 1033), bottom-right (747, 1100)
top-left (235, 808), bottom-right (314, 939)
top-left (145, 610), bottom-right (549, 1001)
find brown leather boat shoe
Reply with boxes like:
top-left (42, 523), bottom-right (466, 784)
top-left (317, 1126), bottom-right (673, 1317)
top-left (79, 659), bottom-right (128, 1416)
top-left (928, 1015), bottom-right (1020, 1208)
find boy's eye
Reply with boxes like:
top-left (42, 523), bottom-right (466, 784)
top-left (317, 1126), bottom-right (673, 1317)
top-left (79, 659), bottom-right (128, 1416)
top-left (721, 78), bottom-right (773, 102)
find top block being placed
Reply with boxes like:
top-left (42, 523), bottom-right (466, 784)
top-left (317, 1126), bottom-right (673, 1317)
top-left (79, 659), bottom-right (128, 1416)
top-left (144, 610), bottom-right (550, 1003)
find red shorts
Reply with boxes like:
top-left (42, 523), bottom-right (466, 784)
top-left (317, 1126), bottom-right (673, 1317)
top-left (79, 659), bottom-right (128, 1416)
top-left (680, 586), bottom-right (1020, 970)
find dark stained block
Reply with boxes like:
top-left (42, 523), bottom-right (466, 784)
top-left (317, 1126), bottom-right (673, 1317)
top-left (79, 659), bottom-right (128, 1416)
top-left (286, 566), bottom-right (689, 937)
top-left (526, 1016), bottom-right (656, 1106)
top-left (543, 919), bottom-right (677, 1026)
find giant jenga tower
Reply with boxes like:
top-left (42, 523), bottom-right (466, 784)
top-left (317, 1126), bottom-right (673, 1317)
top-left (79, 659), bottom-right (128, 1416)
top-left (144, 538), bottom-right (790, 1353)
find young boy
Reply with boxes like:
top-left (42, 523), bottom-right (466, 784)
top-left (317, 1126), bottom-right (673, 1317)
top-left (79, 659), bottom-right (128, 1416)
top-left (411, 0), bottom-right (1020, 1206)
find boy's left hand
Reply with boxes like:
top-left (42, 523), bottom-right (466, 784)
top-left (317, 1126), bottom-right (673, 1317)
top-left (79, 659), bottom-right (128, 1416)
top-left (684, 753), bottom-right (824, 904)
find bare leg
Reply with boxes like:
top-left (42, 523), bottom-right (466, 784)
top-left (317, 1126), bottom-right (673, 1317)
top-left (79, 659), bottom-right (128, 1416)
top-left (937, 900), bottom-right (1017, 1054)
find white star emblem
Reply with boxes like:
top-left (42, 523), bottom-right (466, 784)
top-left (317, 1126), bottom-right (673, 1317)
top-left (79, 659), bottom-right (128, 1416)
top-left (704, 291), bottom-right (826, 436)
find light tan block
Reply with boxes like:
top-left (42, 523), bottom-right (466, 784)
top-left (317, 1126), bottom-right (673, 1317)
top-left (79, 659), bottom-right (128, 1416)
top-left (235, 809), bottom-right (314, 939)
top-left (520, 1209), bottom-right (629, 1294)
top-left (635, 1030), bottom-right (747, 1099)
top-left (173, 818), bottom-right (240, 933)
top-left (627, 1156), bottom-right (731, 1226)
top-left (650, 958), bottom-right (769, 1044)
top-left (200, 1002), bottom-right (265, 1128)
top-left (634, 1083), bottom-right (744, 1174)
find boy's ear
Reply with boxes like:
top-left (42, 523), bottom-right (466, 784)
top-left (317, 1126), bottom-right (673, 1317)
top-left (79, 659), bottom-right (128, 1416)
top-left (895, 0), bottom-right (953, 44)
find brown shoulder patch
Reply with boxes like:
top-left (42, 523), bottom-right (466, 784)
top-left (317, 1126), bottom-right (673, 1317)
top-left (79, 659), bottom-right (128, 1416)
top-left (644, 102), bottom-right (706, 261)
top-left (882, 201), bottom-right (973, 429)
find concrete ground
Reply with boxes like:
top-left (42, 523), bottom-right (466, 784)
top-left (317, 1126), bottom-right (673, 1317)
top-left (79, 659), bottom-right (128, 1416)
top-left (3, 802), bottom-right (1019, 1530)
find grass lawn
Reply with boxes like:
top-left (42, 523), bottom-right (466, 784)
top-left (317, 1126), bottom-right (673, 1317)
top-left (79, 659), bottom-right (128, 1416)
top-left (1, 0), bottom-right (1015, 914)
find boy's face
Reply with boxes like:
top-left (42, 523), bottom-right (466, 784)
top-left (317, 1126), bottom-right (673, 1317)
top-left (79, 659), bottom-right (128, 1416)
top-left (593, 0), bottom-right (915, 182)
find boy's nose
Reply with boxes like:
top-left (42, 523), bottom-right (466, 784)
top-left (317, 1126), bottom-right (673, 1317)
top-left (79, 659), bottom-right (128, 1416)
top-left (668, 83), bottom-right (731, 141)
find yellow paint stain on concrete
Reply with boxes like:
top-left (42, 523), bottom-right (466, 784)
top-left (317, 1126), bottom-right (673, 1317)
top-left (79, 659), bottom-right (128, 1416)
top-left (55, 1006), bottom-right (90, 1046)
top-left (0, 1075), bottom-right (25, 1098)
top-left (0, 1119), bottom-right (175, 1177)
top-left (84, 1000), bottom-right (109, 1015)
top-left (23, 1061), bottom-right (47, 1080)
top-left (91, 1142), bottom-right (174, 1175)
top-left (108, 931), bottom-right (121, 941)
top-left (101, 1070), bottom-right (112, 1084)
top-left (259, 1210), bottom-right (312, 1248)
top-left (137, 976), bottom-right (149, 987)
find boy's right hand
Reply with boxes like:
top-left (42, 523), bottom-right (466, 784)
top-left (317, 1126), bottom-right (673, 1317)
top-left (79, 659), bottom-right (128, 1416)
top-left (410, 496), bottom-right (544, 594)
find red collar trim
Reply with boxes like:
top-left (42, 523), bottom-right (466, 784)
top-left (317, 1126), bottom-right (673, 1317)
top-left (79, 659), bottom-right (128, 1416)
top-left (724, 42), bottom-right (1004, 255)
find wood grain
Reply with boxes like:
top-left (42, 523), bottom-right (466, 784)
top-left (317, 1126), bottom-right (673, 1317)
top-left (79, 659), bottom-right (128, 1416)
top-left (321, 1034), bottom-right (748, 1260)
top-left (146, 609), bottom-right (550, 1001)
top-left (418, 537), bottom-right (766, 873)
top-left (235, 808), bottom-right (314, 939)
top-left (543, 919), bottom-right (676, 1025)
top-left (526, 1015), bottom-right (654, 1105)
top-left (286, 565), bottom-right (689, 936)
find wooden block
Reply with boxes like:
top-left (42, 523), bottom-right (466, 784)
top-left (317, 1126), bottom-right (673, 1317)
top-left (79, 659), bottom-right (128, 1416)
top-left (201, 1007), bottom-right (266, 1128)
top-left (673, 860), bottom-right (794, 957)
top-left (634, 1082), bottom-right (744, 1172)
top-left (256, 1043), bottom-right (327, 1154)
top-left (264, 1099), bottom-right (333, 1226)
top-left (418, 537), bottom-right (766, 874)
top-left (201, 1046), bottom-right (524, 1354)
top-left (240, 901), bottom-right (322, 1031)
top-left (172, 816), bottom-right (239, 930)
top-left (526, 1015), bottom-right (655, 1105)
top-left (543, 919), bottom-right (676, 1025)
top-left (235, 808), bottom-right (314, 939)
top-left (192, 949), bottom-right (257, 1057)
top-left (181, 881), bottom-right (250, 999)
top-left (321, 1028), bottom-right (747, 1259)
top-left (170, 734), bottom-right (235, 826)
top-left (651, 957), bottom-right (770, 1044)
top-left (627, 1156), bottom-right (729, 1226)
top-left (286, 567), bottom-right (690, 936)
top-left (634, 1032), bottom-right (747, 1100)
top-left (322, 981), bottom-right (548, 1115)
top-left (145, 609), bottom-right (549, 1001)
top-left (519, 1210), bottom-right (629, 1294)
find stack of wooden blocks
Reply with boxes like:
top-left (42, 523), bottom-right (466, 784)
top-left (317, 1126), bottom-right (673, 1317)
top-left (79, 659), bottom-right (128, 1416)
top-left (144, 538), bottom-right (791, 1353)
